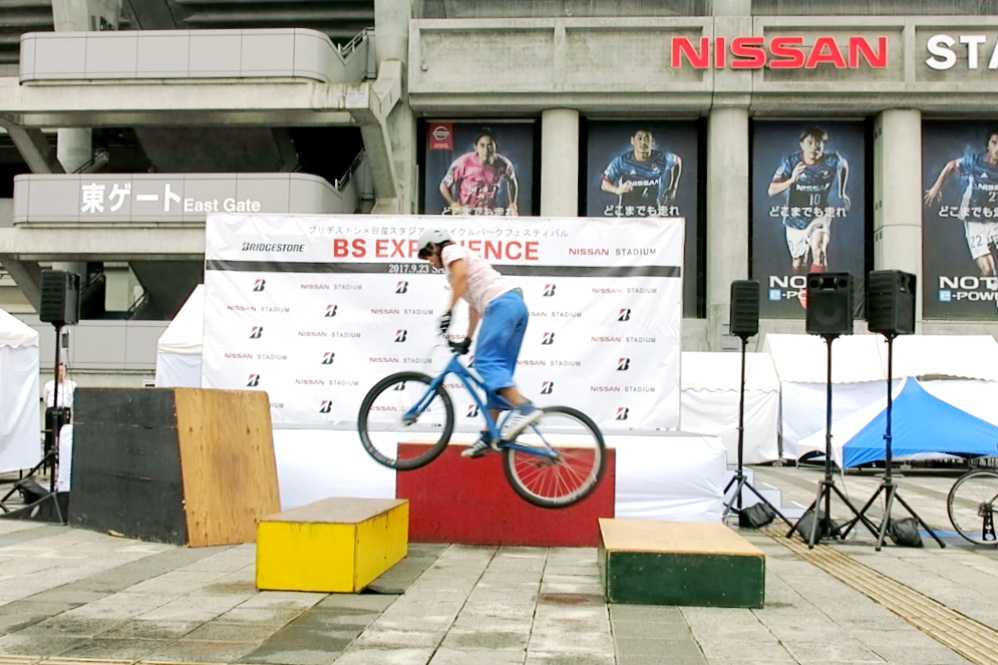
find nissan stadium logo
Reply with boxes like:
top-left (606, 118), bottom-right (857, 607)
top-left (432, 125), bottom-right (450, 142)
top-left (325, 304), bottom-right (338, 317)
top-left (395, 281), bottom-right (409, 294)
top-left (321, 352), bottom-right (335, 365)
top-left (246, 374), bottom-right (260, 387)
top-left (252, 279), bottom-right (266, 292)
top-left (319, 400), bottom-right (333, 414)
top-left (540, 381), bottom-right (554, 395)
top-left (541, 332), bottom-right (555, 345)
top-left (543, 284), bottom-right (557, 297)
top-left (616, 407), bottom-right (630, 421)
top-left (618, 308), bottom-right (631, 322)
top-left (249, 326), bottom-right (263, 339)
top-left (617, 358), bottom-right (631, 371)
top-left (394, 329), bottom-right (408, 343)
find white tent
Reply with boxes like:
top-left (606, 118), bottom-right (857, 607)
top-left (0, 308), bottom-right (41, 472)
top-left (155, 285), bottom-right (204, 387)
top-left (766, 333), bottom-right (998, 461)
top-left (680, 351), bottom-right (780, 464)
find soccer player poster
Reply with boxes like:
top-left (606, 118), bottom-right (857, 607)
top-left (922, 121), bottom-right (998, 319)
top-left (751, 121), bottom-right (867, 318)
top-left (585, 121), bottom-right (701, 317)
top-left (422, 121), bottom-right (536, 217)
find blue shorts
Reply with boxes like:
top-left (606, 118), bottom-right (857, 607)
top-left (474, 289), bottom-right (528, 410)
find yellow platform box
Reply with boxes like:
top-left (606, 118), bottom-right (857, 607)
top-left (256, 497), bottom-right (409, 593)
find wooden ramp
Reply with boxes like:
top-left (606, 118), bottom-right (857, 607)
top-left (71, 387), bottom-right (280, 547)
top-left (598, 518), bottom-right (765, 608)
top-left (256, 497), bottom-right (409, 593)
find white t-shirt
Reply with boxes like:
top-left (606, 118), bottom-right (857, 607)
top-left (441, 244), bottom-right (512, 313)
top-left (44, 379), bottom-right (77, 408)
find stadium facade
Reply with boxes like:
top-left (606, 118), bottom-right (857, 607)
top-left (1, 0), bottom-right (998, 383)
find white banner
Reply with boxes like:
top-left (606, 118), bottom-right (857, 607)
top-left (202, 214), bottom-right (684, 433)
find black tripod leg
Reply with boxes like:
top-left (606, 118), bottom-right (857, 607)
top-left (830, 483), bottom-right (881, 537)
top-left (740, 481), bottom-right (794, 528)
top-left (875, 485), bottom-right (895, 551)
top-left (840, 484), bottom-right (884, 540)
top-left (723, 476), bottom-right (746, 519)
top-left (787, 491), bottom-right (819, 539)
top-left (807, 482), bottom-right (827, 549)
top-left (892, 492), bottom-right (946, 549)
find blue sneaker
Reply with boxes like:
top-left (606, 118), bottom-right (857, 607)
top-left (500, 402), bottom-right (543, 441)
top-left (461, 430), bottom-right (495, 459)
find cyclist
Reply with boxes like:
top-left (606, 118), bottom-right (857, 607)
top-left (416, 227), bottom-right (541, 458)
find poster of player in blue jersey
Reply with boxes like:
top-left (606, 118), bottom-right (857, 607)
top-left (422, 120), bottom-right (536, 217)
top-left (751, 121), bottom-right (867, 318)
top-left (585, 121), bottom-right (700, 317)
top-left (923, 122), bottom-right (998, 319)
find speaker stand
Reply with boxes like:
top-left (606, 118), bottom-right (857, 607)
top-left (723, 335), bottom-right (793, 529)
top-left (839, 333), bottom-right (945, 550)
top-left (787, 334), bottom-right (879, 549)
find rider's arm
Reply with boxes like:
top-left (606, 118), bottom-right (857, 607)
top-left (447, 258), bottom-right (468, 311)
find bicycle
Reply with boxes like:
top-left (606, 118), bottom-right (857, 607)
top-left (357, 341), bottom-right (607, 508)
top-left (947, 463), bottom-right (998, 546)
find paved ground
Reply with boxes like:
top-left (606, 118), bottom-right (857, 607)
top-left (0, 465), bottom-right (994, 665)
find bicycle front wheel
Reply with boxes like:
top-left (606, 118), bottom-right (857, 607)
top-left (357, 372), bottom-right (454, 470)
top-left (502, 405), bottom-right (606, 509)
top-left (947, 469), bottom-right (998, 546)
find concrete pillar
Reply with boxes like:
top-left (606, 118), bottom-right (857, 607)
top-left (52, 0), bottom-right (122, 281)
top-left (374, 0), bottom-right (415, 213)
top-left (706, 107), bottom-right (750, 351)
top-left (540, 109), bottom-right (580, 218)
top-left (873, 110), bottom-right (923, 321)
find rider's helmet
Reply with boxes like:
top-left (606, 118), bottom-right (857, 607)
top-left (416, 227), bottom-right (451, 259)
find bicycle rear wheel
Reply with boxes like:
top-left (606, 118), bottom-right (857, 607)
top-left (358, 372), bottom-right (454, 470)
top-left (947, 469), bottom-right (998, 546)
top-left (502, 405), bottom-right (606, 508)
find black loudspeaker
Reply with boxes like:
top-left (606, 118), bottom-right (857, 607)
top-left (39, 270), bottom-right (80, 326)
top-left (866, 270), bottom-right (916, 336)
top-left (729, 280), bottom-right (760, 338)
top-left (805, 272), bottom-right (854, 336)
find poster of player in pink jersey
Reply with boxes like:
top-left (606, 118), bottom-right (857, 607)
top-left (422, 121), bottom-right (535, 216)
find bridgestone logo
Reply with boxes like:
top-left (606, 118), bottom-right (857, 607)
top-left (241, 242), bottom-right (305, 252)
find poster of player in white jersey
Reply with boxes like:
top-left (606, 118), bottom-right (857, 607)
top-left (586, 121), bottom-right (701, 318)
top-left (422, 121), bottom-right (535, 217)
top-left (923, 122), bottom-right (998, 319)
top-left (751, 121), bottom-right (867, 318)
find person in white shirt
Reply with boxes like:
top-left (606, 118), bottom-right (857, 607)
top-left (416, 227), bottom-right (542, 458)
top-left (44, 363), bottom-right (77, 409)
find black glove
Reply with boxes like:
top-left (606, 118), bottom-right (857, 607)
top-left (438, 310), bottom-right (452, 335)
top-left (449, 338), bottom-right (472, 355)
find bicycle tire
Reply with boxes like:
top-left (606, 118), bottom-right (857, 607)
top-left (357, 372), bottom-right (454, 471)
top-left (947, 469), bottom-right (998, 547)
top-left (502, 405), bottom-right (606, 509)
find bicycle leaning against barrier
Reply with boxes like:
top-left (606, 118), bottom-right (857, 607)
top-left (356, 227), bottom-right (606, 509)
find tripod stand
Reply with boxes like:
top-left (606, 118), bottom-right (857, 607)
top-left (787, 334), bottom-right (880, 549)
top-left (0, 323), bottom-right (67, 524)
top-left (722, 334), bottom-right (793, 528)
top-left (839, 333), bottom-right (945, 550)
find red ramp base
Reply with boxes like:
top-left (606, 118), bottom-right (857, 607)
top-left (396, 442), bottom-right (615, 547)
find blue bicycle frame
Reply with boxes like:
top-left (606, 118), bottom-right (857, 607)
top-left (402, 351), bottom-right (557, 458)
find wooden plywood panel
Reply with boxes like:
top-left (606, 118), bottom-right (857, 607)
top-left (599, 518), bottom-right (765, 556)
top-left (174, 388), bottom-right (280, 547)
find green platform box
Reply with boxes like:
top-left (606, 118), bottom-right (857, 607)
top-left (598, 518), bottom-right (765, 608)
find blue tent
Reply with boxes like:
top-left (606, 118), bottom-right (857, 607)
top-left (841, 378), bottom-right (998, 468)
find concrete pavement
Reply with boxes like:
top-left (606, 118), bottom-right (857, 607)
top-left (0, 465), bottom-right (992, 665)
